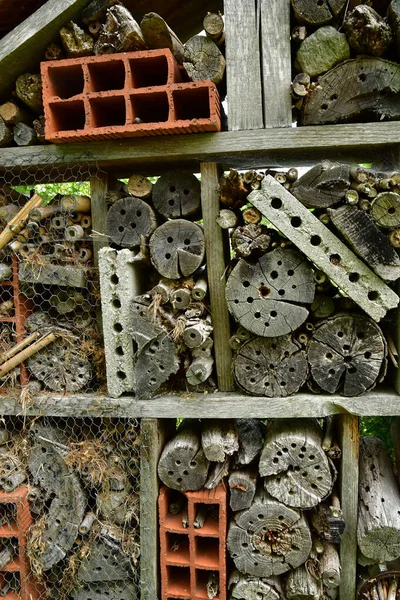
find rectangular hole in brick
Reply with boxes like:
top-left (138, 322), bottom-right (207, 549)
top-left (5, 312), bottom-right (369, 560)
top-left (0, 504), bottom-right (16, 527)
top-left (130, 92), bottom-right (169, 123)
top-left (164, 490), bottom-right (188, 532)
top-left (166, 566), bottom-right (190, 598)
top-left (173, 87), bottom-right (210, 121)
top-left (49, 101), bottom-right (86, 132)
top-left (193, 503), bottom-right (219, 536)
top-left (165, 532), bottom-right (190, 565)
top-left (47, 65), bottom-right (84, 99)
top-left (195, 569), bottom-right (219, 600)
top-left (90, 96), bottom-right (126, 128)
top-left (87, 60), bottom-right (126, 92)
top-left (0, 571), bottom-right (20, 595)
top-left (194, 536), bottom-right (219, 569)
top-left (0, 537), bottom-right (18, 569)
top-left (129, 55), bottom-right (169, 88)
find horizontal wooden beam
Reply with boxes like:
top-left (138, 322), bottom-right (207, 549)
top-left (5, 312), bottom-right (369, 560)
top-left (0, 0), bottom-right (90, 101)
top-left (0, 389), bottom-right (398, 417)
top-left (0, 122), bottom-right (399, 180)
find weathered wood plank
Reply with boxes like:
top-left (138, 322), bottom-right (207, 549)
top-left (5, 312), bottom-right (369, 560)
top-left (224, 0), bottom-right (263, 130)
top-left (140, 418), bottom-right (175, 600)
top-left (260, 0), bottom-right (292, 128)
top-left (90, 172), bottom-right (109, 269)
top-left (0, 0), bottom-right (91, 102)
top-left (0, 123), bottom-right (400, 177)
top-left (0, 389), bottom-right (400, 417)
top-left (338, 415), bottom-right (359, 600)
top-left (200, 162), bottom-right (234, 391)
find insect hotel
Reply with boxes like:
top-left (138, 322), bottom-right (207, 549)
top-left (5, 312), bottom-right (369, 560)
top-left (0, 0), bottom-right (400, 598)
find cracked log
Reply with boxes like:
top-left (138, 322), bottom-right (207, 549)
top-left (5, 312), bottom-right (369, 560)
top-left (259, 418), bottom-right (333, 509)
top-left (231, 223), bottom-right (272, 259)
top-left (227, 488), bottom-right (312, 577)
top-left (233, 335), bottom-right (308, 397)
top-left (229, 570), bottom-right (285, 600)
top-left (226, 247), bottom-right (315, 337)
top-left (290, 0), bottom-right (346, 26)
top-left (285, 564), bottom-right (322, 599)
top-left (152, 171), bottom-right (201, 220)
top-left (307, 314), bottom-right (386, 396)
top-left (106, 197), bottom-right (157, 248)
top-left (201, 419), bottom-right (239, 462)
top-left (370, 192), bottom-right (400, 228)
top-left (149, 219), bottom-right (204, 279)
top-left (291, 162), bottom-right (349, 209)
top-left (183, 35), bottom-right (225, 85)
top-left (229, 466), bottom-right (258, 511)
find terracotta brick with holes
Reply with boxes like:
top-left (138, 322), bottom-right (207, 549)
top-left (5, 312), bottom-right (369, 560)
top-left (0, 486), bottom-right (41, 599)
top-left (41, 48), bottom-right (221, 143)
top-left (0, 256), bottom-right (32, 387)
top-left (159, 483), bottom-right (227, 600)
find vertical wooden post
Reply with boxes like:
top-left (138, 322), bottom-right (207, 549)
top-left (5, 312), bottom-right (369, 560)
top-left (338, 415), bottom-right (359, 600)
top-left (260, 0), bottom-right (292, 128)
top-left (201, 162), bottom-right (235, 392)
top-left (90, 171), bottom-right (109, 268)
top-left (140, 418), bottom-right (175, 600)
top-left (224, 0), bottom-right (264, 130)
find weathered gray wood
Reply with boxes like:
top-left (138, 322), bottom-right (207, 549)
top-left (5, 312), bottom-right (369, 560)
top-left (302, 58), bottom-right (400, 126)
top-left (201, 162), bottom-right (234, 391)
top-left (152, 171), bottom-right (201, 220)
top-left (183, 320), bottom-right (212, 348)
top-left (285, 564), bottom-right (321, 599)
top-left (140, 12), bottom-right (185, 64)
top-left (260, 418), bottom-right (333, 509)
top-left (226, 247), bottom-right (315, 337)
top-left (310, 496), bottom-right (345, 544)
top-left (329, 205), bottom-right (400, 281)
top-left (295, 26), bottom-right (350, 78)
top-left (291, 162), bottom-right (349, 209)
top-left (204, 456), bottom-right (230, 489)
top-left (371, 192), bottom-right (400, 228)
top-left (248, 176), bottom-right (399, 321)
top-left (78, 537), bottom-right (132, 582)
top-left (234, 335), bottom-right (308, 397)
top-left (291, 0), bottom-right (346, 26)
top-left (0, 0), bottom-right (90, 102)
top-left (71, 581), bottom-right (137, 600)
top-left (229, 570), bottom-right (284, 600)
top-left (186, 355), bottom-right (214, 386)
top-left (183, 35), bottom-right (225, 85)
top-left (19, 262), bottom-right (89, 287)
top-left (157, 420), bottom-right (210, 490)
top-left (231, 223), bottom-right (271, 259)
top-left (321, 542), bottom-right (341, 589)
top-left (358, 436), bottom-right (400, 562)
top-left (140, 418), bottom-right (175, 600)
top-left (227, 488), bottom-right (312, 576)
top-left (14, 122), bottom-right (37, 147)
top-left (91, 172), bottom-right (109, 269)
top-left (229, 466), bottom-right (257, 511)
top-left (94, 5), bottom-right (147, 54)
top-left (343, 5), bottom-right (392, 57)
top-left (338, 415), bottom-right (359, 600)
top-left (224, 0), bottom-right (263, 130)
top-left (134, 333), bottom-right (180, 398)
top-left (260, 0), bottom-right (291, 128)
top-left (236, 419), bottom-right (264, 465)
top-left (201, 419), bottom-right (239, 462)
top-left (149, 219), bottom-right (204, 279)
top-left (107, 197), bottom-right (158, 248)
top-left (308, 314), bottom-right (386, 396)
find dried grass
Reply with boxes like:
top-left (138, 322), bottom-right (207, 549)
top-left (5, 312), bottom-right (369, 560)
top-left (26, 514), bottom-right (49, 579)
top-left (65, 438), bottom-right (110, 487)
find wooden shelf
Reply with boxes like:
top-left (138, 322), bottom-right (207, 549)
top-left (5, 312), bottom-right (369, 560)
top-left (0, 388), bottom-right (398, 418)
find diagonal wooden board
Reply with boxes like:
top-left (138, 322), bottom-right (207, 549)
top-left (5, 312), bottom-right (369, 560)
top-left (248, 176), bottom-right (399, 322)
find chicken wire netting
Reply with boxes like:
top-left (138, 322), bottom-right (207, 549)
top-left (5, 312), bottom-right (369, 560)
top-left (0, 164), bottom-right (107, 396)
top-left (0, 415), bottom-right (141, 600)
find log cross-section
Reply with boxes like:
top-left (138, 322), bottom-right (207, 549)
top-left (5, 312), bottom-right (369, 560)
top-left (248, 176), bottom-right (399, 321)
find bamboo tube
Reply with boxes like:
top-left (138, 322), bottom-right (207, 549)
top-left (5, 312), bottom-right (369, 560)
top-left (29, 204), bottom-right (60, 222)
top-left (0, 332), bottom-right (56, 378)
top-left (61, 195), bottom-right (91, 213)
top-left (0, 331), bottom-right (40, 364)
top-left (0, 194), bottom-right (43, 251)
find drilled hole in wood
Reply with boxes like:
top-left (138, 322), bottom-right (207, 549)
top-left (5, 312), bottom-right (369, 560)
top-left (337, 331), bottom-right (344, 337)
top-left (168, 199), bottom-right (174, 206)
top-left (255, 312), bottom-right (261, 318)
top-left (291, 443), bottom-right (297, 448)
top-left (331, 94), bottom-right (338, 101)
top-left (344, 356), bottom-right (352, 363)
top-left (165, 253), bottom-right (171, 259)
top-left (365, 351), bottom-right (372, 359)
top-left (183, 189), bottom-right (189, 195)
top-left (329, 369), bottom-right (335, 375)
top-left (326, 352), bottom-right (333, 359)
top-left (359, 72), bottom-right (367, 82)
top-left (247, 297), bottom-right (254, 303)
top-left (112, 298), bottom-right (121, 308)
top-left (321, 104), bottom-right (328, 110)
top-left (167, 236), bottom-right (173, 243)
top-left (270, 271), bottom-right (278, 279)
top-left (169, 186), bottom-right (176, 192)
top-left (259, 285), bottom-right (271, 298)
top-left (270, 310), bottom-right (277, 317)
top-left (184, 238), bottom-right (191, 245)
top-left (273, 458), bottom-right (279, 463)
top-left (291, 216), bottom-right (302, 228)
top-left (118, 225), bottom-right (124, 232)
top-left (271, 197), bottom-right (282, 209)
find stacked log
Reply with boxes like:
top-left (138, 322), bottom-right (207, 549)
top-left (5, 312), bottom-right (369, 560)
top-left (158, 417), bottom-right (343, 598)
top-left (222, 162), bottom-right (397, 397)
top-left (290, 1), bottom-right (400, 125)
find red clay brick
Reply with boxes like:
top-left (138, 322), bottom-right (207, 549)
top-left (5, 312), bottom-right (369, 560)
top-left (0, 486), bottom-right (41, 599)
top-left (159, 483), bottom-right (227, 600)
top-left (41, 49), bottom-right (221, 143)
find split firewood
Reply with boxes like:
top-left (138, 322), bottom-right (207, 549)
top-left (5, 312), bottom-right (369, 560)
top-left (0, 194), bottom-right (43, 251)
top-left (126, 174), bottom-right (153, 200)
top-left (227, 488), bottom-right (312, 576)
top-left (60, 21), bottom-right (94, 57)
top-left (203, 12), bottom-right (225, 47)
top-left (0, 101), bottom-right (30, 125)
top-left (302, 57), bottom-right (400, 126)
top-left (226, 247), bottom-right (315, 337)
top-left (149, 219), bottom-right (205, 279)
top-left (371, 192), bottom-right (400, 228)
top-left (234, 335), bottom-right (308, 397)
top-left (186, 355), bottom-right (214, 385)
top-left (183, 35), bottom-right (226, 85)
top-left (192, 337), bottom-right (213, 359)
top-left (321, 542), bottom-right (341, 589)
top-left (15, 73), bottom-right (43, 114)
top-left (235, 419), bottom-right (265, 466)
top-left (95, 5), bottom-right (147, 55)
top-left (328, 205), bottom-right (400, 281)
top-left (81, 0), bottom-right (120, 23)
top-left (229, 466), bottom-right (257, 511)
top-left (260, 418), bottom-right (333, 509)
top-left (140, 12), bottom-right (185, 64)
top-left (158, 420), bottom-right (210, 491)
top-left (107, 197), bottom-right (157, 247)
top-left (285, 564), bottom-right (322, 599)
top-left (0, 116), bottom-right (12, 147)
top-left (291, 161), bottom-right (349, 209)
top-left (183, 319), bottom-right (212, 348)
top-left (216, 208), bottom-right (239, 229)
top-left (152, 171), bottom-right (201, 220)
top-left (358, 436), bottom-right (400, 562)
top-left (308, 314), bottom-right (386, 396)
top-left (45, 42), bottom-right (64, 61)
top-left (201, 419), bottom-right (238, 462)
top-left (290, 0), bottom-right (346, 26)
top-left (133, 330), bottom-right (179, 398)
top-left (231, 223), bottom-right (272, 259)
top-left (343, 5), bottom-right (392, 57)
top-left (13, 122), bottom-right (37, 146)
